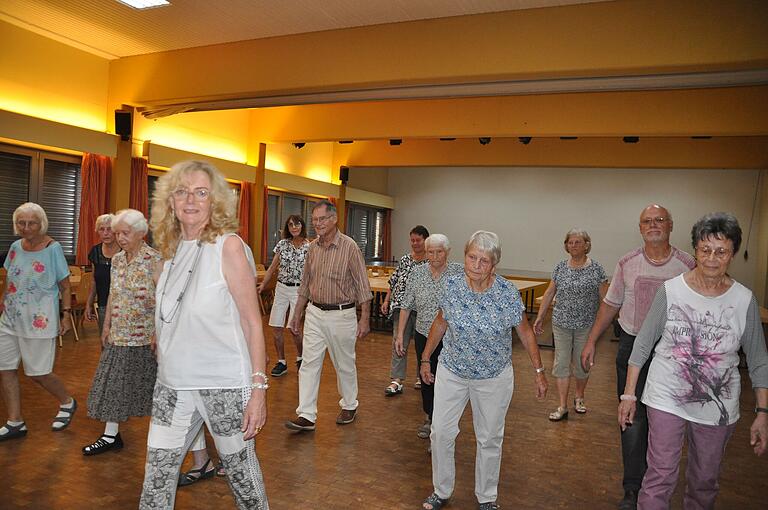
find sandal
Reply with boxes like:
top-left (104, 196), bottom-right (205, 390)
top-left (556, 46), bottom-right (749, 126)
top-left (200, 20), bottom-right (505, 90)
top-left (384, 381), bottom-right (404, 396)
top-left (0, 421), bottom-right (28, 442)
top-left (83, 433), bottom-right (123, 456)
top-left (548, 407), bottom-right (569, 421)
top-left (478, 503), bottom-right (499, 510)
top-left (574, 398), bottom-right (587, 414)
top-left (52, 397), bottom-right (77, 431)
top-left (215, 464), bottom-right (226, 477)
top-left (178, 458), bottom-right (216, 487)
top-left (422, 493), bottom-right (449, 510)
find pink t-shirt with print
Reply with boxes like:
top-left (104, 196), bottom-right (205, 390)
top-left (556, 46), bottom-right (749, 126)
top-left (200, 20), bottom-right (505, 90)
top-left (604, 247), bottom-right (695, 335)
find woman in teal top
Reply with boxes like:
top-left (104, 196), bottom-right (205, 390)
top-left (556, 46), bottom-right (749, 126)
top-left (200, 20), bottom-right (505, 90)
top-left (0, 202), bottom-right (77, 441)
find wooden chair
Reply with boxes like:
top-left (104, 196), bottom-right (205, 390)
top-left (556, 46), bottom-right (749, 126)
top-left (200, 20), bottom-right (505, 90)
top-left (68, 272), bottom-right (94, 343)
top-left (255, 263), bottom-right (266, 271)
top-left (258, 274), bottom-right (277, 316)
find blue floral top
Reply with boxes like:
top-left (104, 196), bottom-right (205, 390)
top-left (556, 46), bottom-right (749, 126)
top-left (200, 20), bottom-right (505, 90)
top-left (0, 239), bottom-right (69, 338)
top-left (439, 273), bottom-right (524, 379)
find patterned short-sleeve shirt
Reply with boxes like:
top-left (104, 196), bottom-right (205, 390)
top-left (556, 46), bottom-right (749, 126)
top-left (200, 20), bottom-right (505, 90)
top-left (439, 273), bottom-right (524, 379)
top-left (273, 238), bottom-right (310, 285)
top-left (388, 253), bottom-right (428, 314)
top-left (401, 262), bottom-right (463, 336)
top-left (551, 259), bottom-right (607, 329)
top-left (109, 243), bottom-right (161, 347)
top-left (0, 239), bottom-right (69, 338)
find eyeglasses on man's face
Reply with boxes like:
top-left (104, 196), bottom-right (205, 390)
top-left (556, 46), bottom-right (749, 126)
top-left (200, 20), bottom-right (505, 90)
top-left (172, 188), bottom-right (210, 201)
top-left (311, 214), bottom-right (334, 225)
top-left (640, 217), bottom-right (668, 227)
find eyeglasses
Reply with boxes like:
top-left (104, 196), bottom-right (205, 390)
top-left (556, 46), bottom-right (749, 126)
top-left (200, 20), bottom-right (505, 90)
top-left (15, 220), bottom-right (40, 228)
top-left (696, 246), bottom-right (732, 260)
top-left (172, 188), bottom-right (210, 201)
top-left (311, 215), bottom-right (334, 224)
top-left (640, 217), bottom-right (668, 226)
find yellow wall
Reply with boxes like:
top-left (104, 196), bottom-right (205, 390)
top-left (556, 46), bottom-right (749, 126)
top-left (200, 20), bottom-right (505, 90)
top-left (0, 20), bottom-right (110, 132)
top-left (107, 0), bottom-right (768, 110)
top-left (265, 142), bottom-right (337, 184)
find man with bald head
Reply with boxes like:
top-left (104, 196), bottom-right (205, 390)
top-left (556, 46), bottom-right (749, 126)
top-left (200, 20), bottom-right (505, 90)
top-left (581, 204), bottom-right (695, 510)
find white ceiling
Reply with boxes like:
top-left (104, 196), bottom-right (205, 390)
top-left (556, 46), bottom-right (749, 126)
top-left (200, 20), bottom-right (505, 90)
top-left (0, 0), bottom-right (609, 59)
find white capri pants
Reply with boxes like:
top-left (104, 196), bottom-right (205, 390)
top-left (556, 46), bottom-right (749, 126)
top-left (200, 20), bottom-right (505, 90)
top-left (268, 282), bottom-right (299, 328)
top-left (431, 363), bottom-right (514, 505)
top-left (0, 333), bottom-right (57, 376)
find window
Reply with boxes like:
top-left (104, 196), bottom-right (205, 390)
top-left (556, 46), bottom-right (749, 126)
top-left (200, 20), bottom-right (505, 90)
top-left (0, 144), bottom-right (82, 263)
top-left (265, 190), bottom-right (321, 264)
top-left (346, 202), bottom-right (386, 263)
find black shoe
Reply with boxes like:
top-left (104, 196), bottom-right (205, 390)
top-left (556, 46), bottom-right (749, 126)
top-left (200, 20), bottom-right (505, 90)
top-left (178, 458), bottom-right (216, 487)
top-left (271, 362), bottom-right (288, 377)
top-left (618, 489), bottom-right (638, 510)
top-left (83, 432), bottom-right (123, 456)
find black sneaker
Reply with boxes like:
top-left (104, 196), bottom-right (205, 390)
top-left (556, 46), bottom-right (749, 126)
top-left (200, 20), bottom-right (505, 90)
top-left (271, 362), bottom-right (288, 377)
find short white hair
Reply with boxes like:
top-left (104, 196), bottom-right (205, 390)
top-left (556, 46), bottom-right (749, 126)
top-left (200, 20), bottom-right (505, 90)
top-left (465, 230), bottom-right (501, 266)
top-left (95, 213), bottom-right (114, 231)
top-left (112, 209), bottom-right (148, 234)
top-left (425, 233), bottom-right (450, 251)
top-left (13, 202), bottom-right (48, 235)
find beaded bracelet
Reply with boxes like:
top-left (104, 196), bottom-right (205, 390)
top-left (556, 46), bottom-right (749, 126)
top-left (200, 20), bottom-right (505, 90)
top-left (251, 381), bottom-right (269, 390)
top-left (619, 394), bottom-right (637, 402)
top-left (252, 371), bottom-right (268, 383)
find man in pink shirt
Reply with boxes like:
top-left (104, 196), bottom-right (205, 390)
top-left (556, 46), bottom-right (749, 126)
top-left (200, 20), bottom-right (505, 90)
top-left (581, 204), bottom-right (695, 510)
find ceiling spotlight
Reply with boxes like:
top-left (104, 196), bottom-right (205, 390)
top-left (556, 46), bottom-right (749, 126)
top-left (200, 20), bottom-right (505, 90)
top-left (293, 142), bottom-right (306, 149)
top-left (560, 136), bottom-right (578, 140)
top-left (622, 136), bottom-right (639, 144)
top-left (478, 137), bottom-right (492, 145)
top-left (439, 137), bottom-right (456, 141)
top-left (518, 137), bottom-right (532, 145)
top-left (338, 140), bottom-right (354, 144)
top-left (389, 139), bottom-right (402, 146)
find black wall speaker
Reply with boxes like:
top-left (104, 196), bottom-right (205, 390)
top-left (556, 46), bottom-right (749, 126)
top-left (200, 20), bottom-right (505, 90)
top-left (115, 110), bottom-right (132, 141)
top-left (339, 166), bottom-right (349, 184)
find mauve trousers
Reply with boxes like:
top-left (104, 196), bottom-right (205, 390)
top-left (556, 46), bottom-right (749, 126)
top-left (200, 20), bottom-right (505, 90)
top-left (638, 407), bottom-right (736, 510)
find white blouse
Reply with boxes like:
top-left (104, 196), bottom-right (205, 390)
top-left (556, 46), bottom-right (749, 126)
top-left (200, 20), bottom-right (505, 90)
top-left (155, 234), bottom-right (256, 390)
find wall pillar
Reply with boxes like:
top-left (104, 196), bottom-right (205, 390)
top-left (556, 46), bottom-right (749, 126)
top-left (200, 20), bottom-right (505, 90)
top-left (250, 143), bottom-right (267, 263)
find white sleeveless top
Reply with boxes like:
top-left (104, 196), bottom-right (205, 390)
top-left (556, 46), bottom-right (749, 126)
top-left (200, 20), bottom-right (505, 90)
top-left (155, 234), bottom-right (256, 390)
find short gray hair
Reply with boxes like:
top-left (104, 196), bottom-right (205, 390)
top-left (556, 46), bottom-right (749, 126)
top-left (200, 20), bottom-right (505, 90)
top-left (425, 233), bottom-right (450, 251)
top-left (13, 202), bottom-right (48, 235)
top-left (465, 230), bottom-right (501, 266)
top-left (691, 212), bottom-right (742, 253)
top-left (564, 228), bottom-right (592, 254)
top-left (112, 209), bottom-right (148, 234)
top-left (313, 199), bottom-right (337, 216)
top-left (95, 213), bottom-right (114, 231)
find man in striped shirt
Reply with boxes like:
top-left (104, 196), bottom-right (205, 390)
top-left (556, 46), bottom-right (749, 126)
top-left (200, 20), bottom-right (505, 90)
top-left (286, 200), bottom-right (372, 432)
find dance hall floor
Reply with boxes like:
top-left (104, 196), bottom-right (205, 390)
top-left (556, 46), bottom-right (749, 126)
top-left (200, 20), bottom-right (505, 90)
top-left (1, 318), bottom-right (765, 509)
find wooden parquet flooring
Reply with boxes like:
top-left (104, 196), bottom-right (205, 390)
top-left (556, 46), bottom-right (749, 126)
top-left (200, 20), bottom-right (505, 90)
top-left (1, 319), bottom-right (765, 509)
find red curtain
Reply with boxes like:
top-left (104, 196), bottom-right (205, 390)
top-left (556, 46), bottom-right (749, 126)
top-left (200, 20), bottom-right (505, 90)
top-left (238, 181), bottom-right (251, 244)
top-left (75, 153), bottom-right (111, 265)
top-left (382, 209), bottom-right (392, 262)
top-left (261, 186), bottom-right (269, 262)
top-left (129, 157), bottom-right (149, 217)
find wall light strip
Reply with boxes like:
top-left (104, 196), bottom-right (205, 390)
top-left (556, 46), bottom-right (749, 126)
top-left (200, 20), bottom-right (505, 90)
top-left (116, 0), bottom-right (170, 10)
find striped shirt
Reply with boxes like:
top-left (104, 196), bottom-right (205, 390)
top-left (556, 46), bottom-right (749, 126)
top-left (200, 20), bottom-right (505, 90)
top-left (298, 229), bottom-right (372, 305)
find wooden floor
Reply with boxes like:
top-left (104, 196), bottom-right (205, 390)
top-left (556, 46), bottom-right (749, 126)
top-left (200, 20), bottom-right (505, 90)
top-left (1, 318), bottom-right (765, 509)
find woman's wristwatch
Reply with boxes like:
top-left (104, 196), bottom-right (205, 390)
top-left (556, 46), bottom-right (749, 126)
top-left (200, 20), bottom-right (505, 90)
top-left (534, 366), bottom-right (545, 374)
top-left (755, 407), bottom-right (768, 414)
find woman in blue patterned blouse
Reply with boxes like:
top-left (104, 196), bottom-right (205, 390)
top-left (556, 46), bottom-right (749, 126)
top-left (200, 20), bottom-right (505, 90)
top-left (419, 231), bottom-right (548, 510)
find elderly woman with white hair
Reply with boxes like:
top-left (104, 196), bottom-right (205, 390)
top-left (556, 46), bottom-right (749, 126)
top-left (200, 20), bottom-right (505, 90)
top-left (83, 208), bottom-right (160, 455)
top-left (85, 213), bottom-right (120, 336)
top-left (395, 233), bottom-right (462, 442)
top-left (534, 228), bottom-right (607, 421)
top-left (419, 231), bottom-right (548, 510)
top-left (0, 202), bottom-right (76, 441)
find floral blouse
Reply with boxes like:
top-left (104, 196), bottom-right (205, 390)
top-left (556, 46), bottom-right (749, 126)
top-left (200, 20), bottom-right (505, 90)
top-left (388, 253), bottom-right (428, 315)
top-left (109, 243), bottom-right (161, 347)
top-left (0, 240), bottom-right (69, 338)
top-left (274, 238), bottom-right (310, 285)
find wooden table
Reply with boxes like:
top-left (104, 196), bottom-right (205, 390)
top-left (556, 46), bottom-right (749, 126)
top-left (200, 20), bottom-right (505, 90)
top-left (368, 275), bottom-right (391, 331)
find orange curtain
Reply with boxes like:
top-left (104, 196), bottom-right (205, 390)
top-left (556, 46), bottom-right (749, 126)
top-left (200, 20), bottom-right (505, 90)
top-left (261, 186), bottom-right (269, 262)
top-left (238, 181), bottom-right (251, 244)
top-left (382, 209), bottom-right (392, 262)
top-left (75, 153), bottom-right (111, 265)
top-left (129, 157), bottom-right (149, 217)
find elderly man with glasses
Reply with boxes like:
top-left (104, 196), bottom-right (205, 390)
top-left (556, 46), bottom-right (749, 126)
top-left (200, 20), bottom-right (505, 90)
top-left (581, 204), bottom-right (695, 510)
top-left (285, 200), bottom-right (372, 432)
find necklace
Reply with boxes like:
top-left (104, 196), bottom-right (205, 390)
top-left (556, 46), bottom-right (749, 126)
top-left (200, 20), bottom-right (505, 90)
top-left (645, 246), bottom-right (671, 264)
top-left (159, 240), bottom-right (203, 324)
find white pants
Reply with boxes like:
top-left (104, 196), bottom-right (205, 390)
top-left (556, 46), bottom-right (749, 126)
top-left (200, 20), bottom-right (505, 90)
top-left (296, 303), bottom-right (358, 423)
top-left (431, 363), bottom-right (514, 504)
top-left (268, 282), bottom-right (299, 328)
